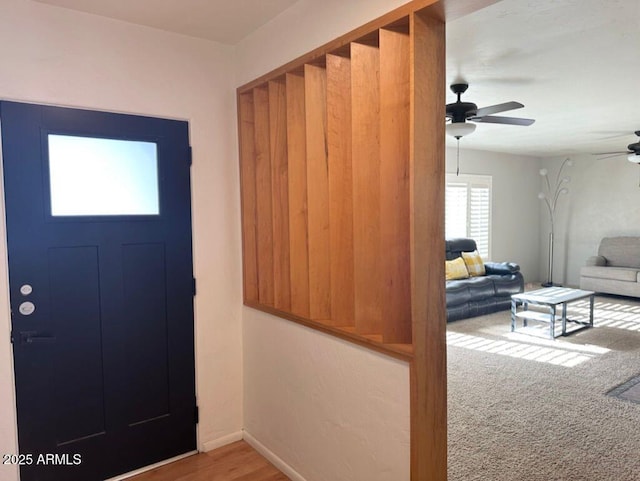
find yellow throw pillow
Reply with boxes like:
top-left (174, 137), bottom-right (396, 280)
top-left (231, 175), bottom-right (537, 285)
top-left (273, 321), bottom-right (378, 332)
top-left (461, 250), bottom-right (486, 277)
top-left (446, 257), bottom-right (470, 280)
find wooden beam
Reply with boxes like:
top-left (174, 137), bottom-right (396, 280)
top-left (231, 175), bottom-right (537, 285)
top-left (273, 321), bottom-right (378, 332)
top-left (238, 93), bottom-right (258, 302)
top-left (326, 53), bottom-right (355, 327)
top-left (286, 73), bottom-right (311, 318)
top-left (410, 9), bottom-right (447, 481)
top-left (351, 41), bottom-right (382, 335)
top-left (269, 79), bottom-right (291, 311)
top-left (304, 64), bottom-right (331, 320)
top-left (379, 27), bottom-right (412, 344)
top-left (253, 86), bottom-right (275, 306)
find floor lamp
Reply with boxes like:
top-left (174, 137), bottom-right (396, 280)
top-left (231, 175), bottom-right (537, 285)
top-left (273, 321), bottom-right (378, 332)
top-left (538, 158), bottom-right (572, 287)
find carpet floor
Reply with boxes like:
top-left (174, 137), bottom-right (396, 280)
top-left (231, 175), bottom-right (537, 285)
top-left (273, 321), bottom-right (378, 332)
top-left (447, 295), bottom-right (640, 481)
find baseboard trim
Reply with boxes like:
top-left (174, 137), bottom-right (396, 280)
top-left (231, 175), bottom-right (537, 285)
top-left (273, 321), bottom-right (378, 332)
top-left (106, 451), bottom-right (198, 481)
top-left (201, 431), bottom-right (244, 452)
top-left (243, 430), bottom-right (307, 481)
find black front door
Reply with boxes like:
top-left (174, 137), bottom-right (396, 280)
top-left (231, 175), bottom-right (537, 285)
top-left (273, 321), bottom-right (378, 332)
top-left (1, 101), bottom-right (197, 481)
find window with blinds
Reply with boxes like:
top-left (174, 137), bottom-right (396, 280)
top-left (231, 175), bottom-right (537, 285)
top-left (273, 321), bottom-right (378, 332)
top-left (445, 174), bottom-right (492, 259)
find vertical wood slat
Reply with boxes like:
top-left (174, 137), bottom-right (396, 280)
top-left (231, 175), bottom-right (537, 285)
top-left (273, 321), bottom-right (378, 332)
top-left (304, 64), bottom-right (331, 320)
top-left (238, 93), bottom-right (259, 302)
top-left (253, 86), bottom-right (275, 306)
top-left (269, 79), bottom-right (291, 311)
top-left (351, 41), bottom-right (382, 334)
top-left (326, 53), bottom-right (355, 327)
top-left (379, 28), bottom-right (412, 343)
top-left (410, 10), bottom-right (447, 481)
top-left (286, 73), bottom-right (311, 318)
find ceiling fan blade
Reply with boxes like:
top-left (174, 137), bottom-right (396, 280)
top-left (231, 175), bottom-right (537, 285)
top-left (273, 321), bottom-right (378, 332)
top-left (592, 151), bottom-right (629, 155)
top-left (471, 115), bottom-right (535, 126)
top-left (594, 153), bottom-right (627, 160)
top-left (474, 101), bottom-right (524, 117)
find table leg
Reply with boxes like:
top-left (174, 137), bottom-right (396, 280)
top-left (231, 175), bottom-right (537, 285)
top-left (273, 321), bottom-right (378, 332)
top-left (523, 301), bottom-right (529, 327)
top-left (550, 305), bottom-right (556, 339)
top-left (589, 295), bottom-right (594, 327)
top-left (511, 298), bottom-right (516, 332)
top-left (562, 302), bottom-right (568, 336)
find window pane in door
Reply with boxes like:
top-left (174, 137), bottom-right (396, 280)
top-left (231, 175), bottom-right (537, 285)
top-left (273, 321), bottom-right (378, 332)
top-left (48, 134), bottom-right (159, 216)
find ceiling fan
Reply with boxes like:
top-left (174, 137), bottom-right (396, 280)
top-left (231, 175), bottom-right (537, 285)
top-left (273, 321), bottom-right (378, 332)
top-left (594, 131), bottom-right (640, 162)
top-left (445, 82), bottom-right (535, 138)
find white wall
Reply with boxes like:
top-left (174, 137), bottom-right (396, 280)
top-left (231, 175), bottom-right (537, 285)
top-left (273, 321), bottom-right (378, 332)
top-left (539, 154), bottom-right (640, 287)
top-left (446, 146), bottom-right (542, 282)
top-left (243, 310), bottom-right (410, 481)
top-left (236, 1), bottom-right (413, 480)
top-left (0, 2), bottom-right (243, 480)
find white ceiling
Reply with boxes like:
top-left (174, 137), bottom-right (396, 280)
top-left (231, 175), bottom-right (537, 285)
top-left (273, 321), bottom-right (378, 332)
top-left (33, 0), bottom-right (640, 158)
top-left (33, 0), bottom-right (297, 44)
top-left (446, 0), bottom-right (640, 157)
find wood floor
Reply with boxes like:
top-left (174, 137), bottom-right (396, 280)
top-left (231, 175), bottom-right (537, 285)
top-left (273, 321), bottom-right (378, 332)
top-left (127, 441), bottom-right (290, 481)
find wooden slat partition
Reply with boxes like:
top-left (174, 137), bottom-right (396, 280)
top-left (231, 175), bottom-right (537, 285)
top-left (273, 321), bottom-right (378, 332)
top-left (268, 79), bottom-right (291, 311)
top-left (253, 86), bottom-right (275, 306)
top-left (304, 64), bottom-right (331, 320)
top-left (238, 93), bottom-right (258, 303)
top-left (234, 2), bottom-right (479, 478)
top-left (379, 27), bottom-right (412, 344)
top-left (350, 41), bottom-right (382, 335)
top-left (326, 53), bottom-right (355, 327)
top-left (286, 72), bottom-right (311, 318)
top-left (238, 14), bottom-right (442, 351)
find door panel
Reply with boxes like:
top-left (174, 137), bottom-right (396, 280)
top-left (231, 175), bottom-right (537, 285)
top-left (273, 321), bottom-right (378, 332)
top-left (123, 243), bottom-right (171, 425)
top-left (49, 246), bottom-right (106, 447)
top-left (1, 101), bottom-right (196, 481)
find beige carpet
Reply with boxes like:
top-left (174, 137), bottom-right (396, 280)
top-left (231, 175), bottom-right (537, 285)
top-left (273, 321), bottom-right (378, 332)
top-left (447, 295), bottom-right (640, 481)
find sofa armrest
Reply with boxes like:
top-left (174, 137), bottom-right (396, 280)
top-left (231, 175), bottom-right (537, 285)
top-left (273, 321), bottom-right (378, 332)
top-left (585, 255), bottom-right (606, 266)
top-left (485, 261), bottom-right (520, 275)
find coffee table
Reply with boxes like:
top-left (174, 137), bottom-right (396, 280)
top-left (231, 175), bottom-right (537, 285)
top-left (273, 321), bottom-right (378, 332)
top-left (511, 287), bottom-right (595, 339)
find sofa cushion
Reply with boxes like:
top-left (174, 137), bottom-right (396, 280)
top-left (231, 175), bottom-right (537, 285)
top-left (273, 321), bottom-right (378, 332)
top-left (446, 257), bottom-right (469, 280)
top-left (445, 280), bottom-right (471, 307)
top-left (580, 265), bottom-right (640, 282)
top-left (489, 274), bottom-right (525, 296)
top-left (461, 250), bottom-right (486, 276)
top-left (485, 261), bottom-right (520, 275)
top-left (465, 276), bottom-right (495, 301)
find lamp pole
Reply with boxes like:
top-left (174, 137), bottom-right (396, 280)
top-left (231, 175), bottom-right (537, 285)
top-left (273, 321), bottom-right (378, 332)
top-left (538, 158), bottom-right (572, 287)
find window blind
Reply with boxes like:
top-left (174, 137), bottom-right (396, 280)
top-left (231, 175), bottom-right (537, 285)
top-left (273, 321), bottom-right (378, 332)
top-left (445, 174), bottom-right (492, 259)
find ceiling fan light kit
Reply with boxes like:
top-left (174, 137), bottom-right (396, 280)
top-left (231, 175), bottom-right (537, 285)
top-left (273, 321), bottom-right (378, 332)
top-left (446, 121), bottom-right (476, 138)
top-left (445, 82), bottom-right (535, 139)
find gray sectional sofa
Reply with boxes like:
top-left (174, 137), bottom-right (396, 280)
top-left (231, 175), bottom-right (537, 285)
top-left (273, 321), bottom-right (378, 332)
top-left (580, 236), bottom-right (640, 298)
top-left (445, 238), bottom-right (524, 322)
